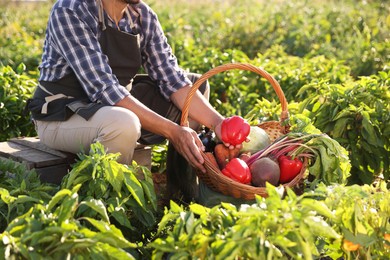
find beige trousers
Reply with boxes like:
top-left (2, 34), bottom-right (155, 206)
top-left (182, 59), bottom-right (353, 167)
top-left (35, 106), bottom-right (141, 164)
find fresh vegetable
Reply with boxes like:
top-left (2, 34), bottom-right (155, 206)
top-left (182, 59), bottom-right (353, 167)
top-left (244, 133), bottom-right (351, 186)
top-left (342, 239), bottom-right (360, 251)
top-left (278, 155), bottom-right (303, 183)
top-left (239, 152), bottom-right (251, 161)
top-left (221, 157), bottom-right (251, 184)
top-left (385, 234), bottom-right (390, 249)
top-left (214, 143), bottom-right (241, 169)
top-left (240, 126), bottom-right (270, 154)
top-left (198, 128), bottom-right (217, 152)
top-left (221, 116), bottom-right (250, 145)
top-left (204, 152), bottom-right (219, 169)
top-left (249, 157), bottom-right (280, 187)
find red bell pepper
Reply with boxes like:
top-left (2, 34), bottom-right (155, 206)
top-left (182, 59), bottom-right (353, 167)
top-left (221, 157), bottom-right (252, 184)
top-left (278, 155), bottom-right (303, 183)
top-left (221, 116), bottom-right (250, 146)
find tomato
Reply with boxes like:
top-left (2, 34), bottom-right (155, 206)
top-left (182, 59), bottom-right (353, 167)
top-left (278, 155), bottom-right (303, 183)
top-left (221, 157), bottom-right (252, 184)
top-left (221, 116), bottom-right (250, 146)
top-left (385, 233), bottom-right (390, 249)
top-left (342, 239), bottom-right (360, 251)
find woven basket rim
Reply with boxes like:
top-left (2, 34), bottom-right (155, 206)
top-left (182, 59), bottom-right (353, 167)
top-left (180, 63), bottom-right (304, 200)
top-left (181, 63), bottom-right (289, 127)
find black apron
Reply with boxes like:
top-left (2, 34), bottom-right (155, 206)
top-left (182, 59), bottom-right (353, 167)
top-left (27, 1), bottom-right (203, 145)
top-left (26, 1), bottom-right (207, 203)
top-left (28, 1), bottom-right (141, 122)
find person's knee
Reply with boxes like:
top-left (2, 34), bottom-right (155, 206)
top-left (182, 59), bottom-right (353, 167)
top-left (95, 108), bottom-right (141, 164)
top-left (110, 108), bottom-right (141, 142)
top-left (96, 107), bottom-right (141, 146)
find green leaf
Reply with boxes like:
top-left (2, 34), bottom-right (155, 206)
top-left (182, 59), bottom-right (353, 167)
top-left (140, 179), bottom-right (157, 211)
top-left (63, 160), bottom-right (91, 189)
top-left (123, 172), bottom-right (145, 207)
top-left (189, 203), bottom-right (209, 216)
top-left (333, 107), bottom-right (355, 121)
top-left (361, 112), bottom-right (382, 146)
top-left (294, 232), bottom-right (313, 259)
top-left (273, 235), bottom-right (297, 248)
top-left (81, 217), bottom-right (110, 233)
top-left (332, 117), bottom-right (351, 138)
top-left (221, 202), bottom-right (238, 212)
top-left (57, 193), bottom-right (78, 225)
top-left (212, 240), bottom-right (239, 259)
top-left (51, 239), bottom-right (95, 254)
top-left (20, 179), bottom-right (26, 191)
top-left (0, 188), bottom-right (15, 204)
top-left (93, 233), bottom-right (135, 249)
top-left (7, 219), bottom-right (28, 236)
top-left (47, 189), bottom-right (72, 212)
top-left (13, 195), bottom-right (41, 205)
top-left (304, 216), bottom-right (340, 240)
top-left (92, 243), bottom-right (136, 260)
top-left (300, 199), bottom-right (335, 220)
top-left (110, 210), bottom-right (132, 230)
top-left (82, 217), bottom-right (137, 248)
top-left (80, 199), bottom-right (110, 223)
top-left (104, 161), bottom-right (124, 193)
top-left (35, 233), bottom-right (61, 246)
top-left (156, 211), bottom-right (180, 234)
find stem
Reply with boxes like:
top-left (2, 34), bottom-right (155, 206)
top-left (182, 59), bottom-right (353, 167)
top-left (289, 142), bottom-right (318, 157)
top-left (245, 133), bottom-right (320, 166)
top-left (272, 143), bottom-right (302, 158)
top-left (261, 143), bottom-right (299, 158)
top-left (295, 153), bottom-right (315, 159)
top-left (245, 136), bottom-right (289, 165)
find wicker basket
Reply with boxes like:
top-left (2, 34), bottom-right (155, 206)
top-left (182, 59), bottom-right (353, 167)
top-left (180, 63), bottom-right (307, 200)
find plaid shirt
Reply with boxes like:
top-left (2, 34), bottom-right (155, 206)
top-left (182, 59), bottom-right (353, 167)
top-left (39, 0), bottom-right (191, 105)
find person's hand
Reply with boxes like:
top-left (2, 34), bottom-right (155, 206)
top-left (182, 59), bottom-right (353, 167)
top-left (213, 117), bottom-right (250, 150)
top-left (168, 125), bottom-right (206, 173)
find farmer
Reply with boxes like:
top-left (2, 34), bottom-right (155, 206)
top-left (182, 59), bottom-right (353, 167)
top-left (27, 0), bottom-right (242, 201)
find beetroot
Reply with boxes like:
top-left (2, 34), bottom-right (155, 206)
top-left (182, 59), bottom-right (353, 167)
top-left (249, 157), bottom-right (280, 187)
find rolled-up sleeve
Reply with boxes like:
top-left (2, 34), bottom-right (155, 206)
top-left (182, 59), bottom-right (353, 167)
top-left (139, 7), bottom-right (191, 100)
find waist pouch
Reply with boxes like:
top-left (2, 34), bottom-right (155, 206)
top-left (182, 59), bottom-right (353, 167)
top-left (27, 97), bottom-right (78, 121)
top-left (27, 97), bottom-right (105, 121)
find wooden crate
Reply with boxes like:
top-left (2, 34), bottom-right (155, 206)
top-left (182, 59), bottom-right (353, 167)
top-left (0, 137), bottom-right (152, 184)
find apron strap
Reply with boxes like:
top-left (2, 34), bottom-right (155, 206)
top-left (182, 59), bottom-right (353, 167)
top-left (41, 94), bottom-right (72, 114)
top-left (97, 0), bottom-right (106, 30)
top-left (97, 0), bottom-right (139, 32)
top-left (38, 84), bottom-right (73, 114)
top-left (125, 7), bottom-right (137, 32)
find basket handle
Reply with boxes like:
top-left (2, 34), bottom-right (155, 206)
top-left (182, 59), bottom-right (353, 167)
top-left (180, 63), bottom-right (289, 127)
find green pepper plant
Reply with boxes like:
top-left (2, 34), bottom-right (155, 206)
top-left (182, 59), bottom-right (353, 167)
top-left (0, 184), bottom-right (136, 259)
top-left (61, 142), bottom-right (158, 242)
top-left (148, 182), bottom-right (390, 259)
top-left (297, 71), bottom-right (390, 185)
top-left (0, 158), bottom-right (57, 232)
